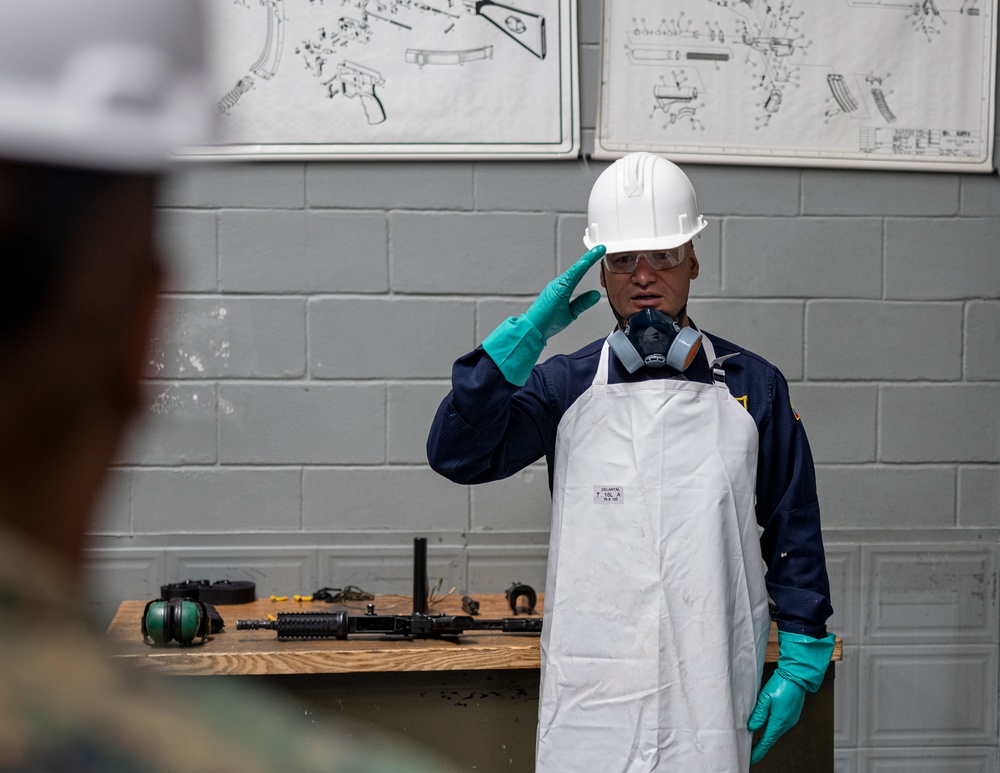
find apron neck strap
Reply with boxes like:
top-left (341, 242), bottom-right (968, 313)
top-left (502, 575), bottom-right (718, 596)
top-left (701, 335), bottom-right (723, 384)
top-left (700, 335), bottom-right (741, 386)
top-left (597, 336), bottom-right (613, 386)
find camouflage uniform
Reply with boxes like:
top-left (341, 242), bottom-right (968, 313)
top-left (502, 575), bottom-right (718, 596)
top-left (0, 526), bottom-right (454, 773)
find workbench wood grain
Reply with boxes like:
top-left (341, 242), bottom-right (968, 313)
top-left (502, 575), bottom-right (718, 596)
top-left (106, 593), bottom-right (841, 677)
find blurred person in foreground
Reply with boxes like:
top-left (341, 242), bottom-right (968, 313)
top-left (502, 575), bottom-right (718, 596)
top-left (0, 2), bottom-right (453, 771)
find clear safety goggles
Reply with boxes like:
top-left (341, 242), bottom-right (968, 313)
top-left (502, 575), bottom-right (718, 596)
top-left (602, 244), bottom-right (686, 274)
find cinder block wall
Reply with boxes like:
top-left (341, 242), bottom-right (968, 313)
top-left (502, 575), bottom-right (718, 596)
top-left (85, 4), bottom-right (999, 772)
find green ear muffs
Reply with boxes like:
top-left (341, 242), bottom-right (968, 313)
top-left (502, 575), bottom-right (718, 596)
top-left (141, 597), bottom-right (216, 646)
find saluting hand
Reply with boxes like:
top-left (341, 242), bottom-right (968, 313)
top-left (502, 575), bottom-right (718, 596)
top-left (482, 245), bottom-right (606, 386)
top-left (523, 245), bottom-right (606, 342)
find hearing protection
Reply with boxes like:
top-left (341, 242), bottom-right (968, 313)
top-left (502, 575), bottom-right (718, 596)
top-left (141, 597), bottom-right (223, 646)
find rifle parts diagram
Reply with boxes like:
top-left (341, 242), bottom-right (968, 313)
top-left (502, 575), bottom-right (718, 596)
top-left (595, 0), bottom-right (996, 171)
top-left (192, 0), bottom-right (576, 158)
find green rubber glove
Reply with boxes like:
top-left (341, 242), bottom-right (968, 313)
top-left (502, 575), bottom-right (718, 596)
top-left (481, 245), bottom-right (605, 386)
top-left (748, 631), bottom-right (836, 765)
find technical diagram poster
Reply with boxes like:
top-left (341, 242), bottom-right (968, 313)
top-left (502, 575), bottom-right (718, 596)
top-left (594, 0), bottom-right (997, 171)
top-left (182, 0), bottom-right (578, 159)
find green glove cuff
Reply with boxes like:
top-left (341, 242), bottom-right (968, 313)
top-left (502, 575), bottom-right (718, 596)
top-left (482, 314), bottom-right (546, 387)
top-left (776, 631), bottom-right (837, 693)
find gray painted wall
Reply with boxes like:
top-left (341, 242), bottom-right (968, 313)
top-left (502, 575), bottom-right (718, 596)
top-left (85, 4), bottom-right (1000, 772)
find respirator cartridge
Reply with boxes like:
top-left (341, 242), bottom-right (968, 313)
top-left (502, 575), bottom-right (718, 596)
top-left (608, 308), bottom-right (703, 373)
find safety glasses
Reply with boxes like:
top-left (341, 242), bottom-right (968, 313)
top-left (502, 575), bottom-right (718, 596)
top-left (602, 244), bottom-right (686, 274)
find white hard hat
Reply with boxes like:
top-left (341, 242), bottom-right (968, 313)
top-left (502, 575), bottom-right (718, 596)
top-left (0, 0), bottom-right (215, 171)
top-left (583, 152), bottom-right (708, 254)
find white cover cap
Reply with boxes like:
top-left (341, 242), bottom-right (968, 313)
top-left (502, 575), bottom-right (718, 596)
top-left (0, 0), bottom-right (215, 171)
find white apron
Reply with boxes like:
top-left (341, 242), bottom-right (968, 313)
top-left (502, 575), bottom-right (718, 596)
top-left (536, 337), bottom-right (771, 773)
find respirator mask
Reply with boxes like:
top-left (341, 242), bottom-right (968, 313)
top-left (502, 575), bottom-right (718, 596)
top-left (608, 308), bottom-right (703, 373)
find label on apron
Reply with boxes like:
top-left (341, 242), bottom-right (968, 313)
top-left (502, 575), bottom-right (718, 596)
top-left (594, 486), bottom-right (625, 504)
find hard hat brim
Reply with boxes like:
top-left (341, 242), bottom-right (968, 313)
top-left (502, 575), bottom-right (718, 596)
top-left (584, 217), bottom-right (708, 255)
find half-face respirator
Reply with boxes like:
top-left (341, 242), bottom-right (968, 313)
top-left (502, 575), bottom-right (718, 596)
top-left (608, 308), bottom-right (703, 373)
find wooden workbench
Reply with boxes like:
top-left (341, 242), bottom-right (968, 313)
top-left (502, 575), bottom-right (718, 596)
top-left (107, 593), bottom-right (545, 675)
top-left (107, 594), bottom-right (840, 772)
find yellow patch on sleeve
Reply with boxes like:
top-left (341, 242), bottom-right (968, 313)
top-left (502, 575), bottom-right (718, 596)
top-left (735, 395), bottom-right (749, 410)
top-left (790, 399), bottom-right (800, 420)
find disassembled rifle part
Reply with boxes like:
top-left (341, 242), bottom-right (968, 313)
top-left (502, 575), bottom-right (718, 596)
top-left (252, 0), bottom-right (286, 80)
top-left (217, 76), bottom-right (255, 115)
top-left (505, 581), bottom-right (537, 615)
top-left (470, 0), bottom-right (546, 59)
top-left (826, 73), bottom-right (859, 113)
top-left (236, 538), bottom-right (543, 640)
top-left (654, 84), bottom-right (699, 111)
top-left (405, 45), bottom-right (494, 67)
top-left (215, 0), bottom-right (285, 114)
top-left (687, 51), bottom-right (730, 61)
top-left (325, 61), bottom-right (388, 124)
top-left (871, 87), bottom-right (896, 123)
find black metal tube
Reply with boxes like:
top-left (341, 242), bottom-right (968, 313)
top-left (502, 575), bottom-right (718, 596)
top-left (412, 537), bottom-right (428, 615)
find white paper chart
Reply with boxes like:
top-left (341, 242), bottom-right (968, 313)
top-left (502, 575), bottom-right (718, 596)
top-left (594, 0), bottom-right (997, 171)
top-left (182, 0), bottom-right (579, 160)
